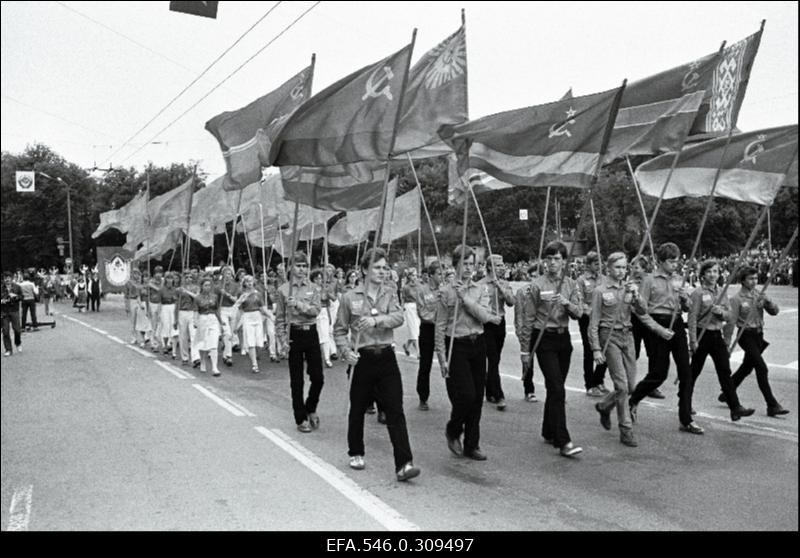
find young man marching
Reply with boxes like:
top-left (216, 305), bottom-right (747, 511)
top-left (334, 248), bottom-right (419, 481)
top-left (414, 260), bottom-right (443, 411)
top-left (480, 255), bottom-right (516, 411)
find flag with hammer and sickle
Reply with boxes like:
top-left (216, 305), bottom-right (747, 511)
top-left (205, 64), bottom-right (313, 191)
top-left (269, 41), bottom-right (414, 168)
top-left (635, 124), bottom-right (797, 205)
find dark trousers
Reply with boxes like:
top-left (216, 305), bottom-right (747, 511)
top-left (21, 300), bottom-right (37, 329)
top-left (2, 312), bottom-right (22, 351)
top-left (445, 334), bottom-right (486, 453)
top-left (523, 333), bottom-right (539, 395)
top-left (348, 347), bottom-right (413, 470)
top-left (631, 313), bottom-right (651, 360)
top-left (579, 314), bottom-right (607, 388)
top-left (732, 329), bottom-right (779, 408)
top-left (534, 330), bottom-right (573, 448)
top-left (690, 329), bottom-right (741, 409)
top-left (630, 315), bottom-right (693, 426)
top-left (416, 322), bottom-right (435, 403)
top-left (90, 293), bottom-right (101, 311)
top-left (484, 319), bottom-right (506, 402)
top-left (288, 326), bottom-right (324, 425)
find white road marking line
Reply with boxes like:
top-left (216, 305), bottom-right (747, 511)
top-left (127, 345), bottom-right (156, 358)
top-left (193, 384), bottom-right (245, 416)
top-left (7, 485), bottom-right (33, 531)
top-left (90, 327), bottom-right (108, 335)
top-left (729, 351), bottom-right (798, 370)
top-left (255, 427), bottom-right (418, 531)
top-left (223, 398), bottom-right (256, 417)
top-left (106, 335), bottom-right (125, 344)
top-left (781, 308), bottom-right (798, 314)
top-left (155, 361), bottom-right (189, 380)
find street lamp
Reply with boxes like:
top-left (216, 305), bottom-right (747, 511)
top-left (37, 172), bottom-right (74, 269)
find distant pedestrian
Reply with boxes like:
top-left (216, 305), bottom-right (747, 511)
top-left (2, 272), bottom-right (23, 355)
top-left (19, 272), bottom-right (40, 330)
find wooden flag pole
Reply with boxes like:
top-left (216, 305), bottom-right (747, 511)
top-left (589, 196), bottom-right (601, 261)
top-left (417, 189), bottom-right (423, 273)
top-left (406, 153), bottom-right (440, 262)
top-left (285, 201), bottom-right (301, 332)
top-left (668, 126), bottom-right (737, 331)
top-left (354, 237), bottom-right (361, 269)
top-left (308, 222), bottom-right (315, 264)
top-left (767, 206), bottom-right (772, 253)
top-left (183, 164), bottom-right (197, 272)
top-left (145, 168), bottom-right (151, 280)
top-left (466, 179), bottom-right (499, 312)
top-left (729, 226), bottom-right (798, 353)
top-left (445, 189), bottom-right (470, 375)
top-left (626, 155), bottom-right (656, 258)
top-left (240, 207), bottom-right (257, 276)
top-left (537, 187), bottom-right (551, 275)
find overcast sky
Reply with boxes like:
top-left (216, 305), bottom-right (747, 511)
top-left (2, 1), bottom-right (797, 179)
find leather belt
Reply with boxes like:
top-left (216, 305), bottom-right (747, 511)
top-left (447, 333), bottom-right (483, 342)
top-left (291, 324), bottom-right (316, 331)
top-left (544, 327), bottom-right (567, 334)
top-left (358, 344), bottom-right (393, 355)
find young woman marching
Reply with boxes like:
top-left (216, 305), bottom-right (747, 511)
top-left (217, 266), bottom-right (241, 366)
top-left (184, 277), bottom-right (222, 376)
top-left (176, 272), bottom-right (201, 367)
top-left (233, 274), bottom-right (272, 374)
top-left (688, 259), bottom-right (755, 422)
top-left (158, 272), bottom-right (179, 359)
top-left (590, 253), bottom-right (671, 447)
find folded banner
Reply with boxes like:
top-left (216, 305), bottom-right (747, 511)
top-left (439, 85), bottom-right (625, 188)
top-left (447, 154), bottom-right (512, 206)
top-left (328, 217), bottom-right (368, 247)
top-left (269, 41), bottom-right (414, 167)
top-left (604, 50), bottom-right (718, 162)
top-left (124, 178), bottom-right (194, 251)
top-left (133, 228), bottom-right (182, 261)
top-left (691, 26), bottom-right (763, 137)
top-left (393, 24), bottom-right (468, 159)
top-left (189, 175), bottom-right (239, 232)
top-left (635, 124), bottom-right (798, 205)
top-left (206, 65), bottom-right (313, 190)
top-left (92, 190), bottom-right (148, 238)
top-left (280, 161), bottom-right (388, 211)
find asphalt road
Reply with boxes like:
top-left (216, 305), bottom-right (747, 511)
top-left (2, 288), bottom-right (797, 531)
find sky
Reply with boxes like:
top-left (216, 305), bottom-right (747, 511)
top-left (1, 1), bottom-right (797, 180)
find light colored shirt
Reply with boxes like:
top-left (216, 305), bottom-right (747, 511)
top-left (588, 277), bottom-right (663, 352)
top-left (639, 269), bottom-right (690, 316)
top-left (238, 291), bottom-right (266, 312)
top-left (478, 276), bottom-right (515, 315)
top-left (217, 280), bottom-right (240, 307)
top-left (516, 274), bottom-right (582, 354)
top-left (723, 286), bottom-right (779, 343)
top-left (687, 283), bottom-right (730, 344)
top-left (334, 283), bottom-right (404, 351)
top-left (435, 280), bottom-right (497, 356)
top-left (577, 271), bottom-right (603, 315)
top-left (276, 278), bottom-right (321, 345)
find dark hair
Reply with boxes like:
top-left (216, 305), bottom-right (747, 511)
top-left (3, 271), bottom-right (12, 279)
top-left (426, 260), bottom-right (442, 276)
top-left (630, 255), bottom-right (652, 273)
top-left (293, 251), bottom-right (309, 265)
top-left (452, 245), bottom-right (476, 268)
top-left (585, 251), bottom-right (600, 265)
top-left (738, 265), bottom-right (758, 282)
top-left (656, 242), bottom-right (680, 261)
top-left (309, 269), bottom-right (323, 282)
top-left (360, 248), bottom-right (387, 271)
top-left (699, 259), bottom-right (719, 278)
top-left (543, 241), bottom-right (568, 259)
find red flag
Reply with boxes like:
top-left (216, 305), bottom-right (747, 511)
top-left (205, 65), bottom-right (313, 190)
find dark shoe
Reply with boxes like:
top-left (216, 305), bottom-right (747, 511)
top-left (308, 413), bottom-right (320, 429)
top-left (620, 431), bottom-right (638, 447)
top-left (446, 433), bottom-right (463, 457)
top-left (224, 357), bottom-right (233, 367)
top-left (464, 448), bottom-right (487, 461)
top-left (648, 388), bottom-right (666, 399)
top-left (232, 344), bottom-right (240, 352)
top-left (486, 396), bottom-right (497, 404)
top-left (396, 462), bottom-right (420, 481)
top-left (365, 404), bottom-right (376, 415)
top-left (767, 405), bottom-right (790, 417)
top-left (377, 411), bottom-right (387, 424)
top-left (717, 392), bottom-right (727, 403)
top-left (418, 401), bottom-right (429, 411)
top-left (679, 422), bottom-right (704, 435)
top-left (495, 398), bottom-right (507, 411)
top-left (730, 406), bottom-right (755, 421)
top-left (559, 442), bottom-right (583, 457)
top-left (193, 359), bottom-right (201, 368)
top-left (595, 403), bottom-right (612, 431)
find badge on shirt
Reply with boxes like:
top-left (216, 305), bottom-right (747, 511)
top-left (702, 294), bottom-right (713, 304)
top-left (351, 299), bottom-right (364, 313)
top-left (306, 291), bottom-right (315, 296)
top-left (602, 291), bottom-right (616, 305)
top-left (540, 290), bottom-right (555, 301)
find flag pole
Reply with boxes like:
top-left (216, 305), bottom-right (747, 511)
top-left (668, 125), bottom-right (737, 331)
top-left (417, 189), bottom-right (422, 272)
top-left (285, 200), bottom-right (301, 334)
top-left (445, 186), bottom-right (469, 375)
top-left (537, 187), bottom-right (551, 275)
top-left (210, 225), bottom-right (215, 268)
top-left (466, 180), bottom-right (499, 312)
top-left (308, 223), bottom-right (315, 264)
top-left (589, 195), bottom-right (601, 261)
top-left (240, 207), bottom-right (257, 276)
top-left (767, 206), bottom-right (772, 253)
top-left (229, 190), bottom-right (244, 267)
top-left (183, 164), bottom-right (197, 271)
top-left (145, 168), bottom-right (152, 280)
top-left (626, 155), bottom-right (656, 258)
top-left (729, 226), bottom-right (798, 353)
top-left (354, 236), bottom-right (361, 269)
top-left (406, 153), bottom-right (440, 261)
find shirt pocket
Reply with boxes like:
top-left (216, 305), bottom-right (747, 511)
top-left (601, 292), bottom-right (617, 307)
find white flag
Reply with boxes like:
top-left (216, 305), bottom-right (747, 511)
top-left (16, 171), bottom-right (35, 192)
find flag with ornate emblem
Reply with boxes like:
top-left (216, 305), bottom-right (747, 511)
top-left (635, 125), bottom-right (798, 205)
top-left (206, 64), bottom-right (313, 190)
top-left (605, 50), bottom-right (718, 162)
top-left (393, 24), bottom-right (468, 159)
top-left (280, 161), bottom-right (389, 211)
top-left (691, 25), bottom-right (763, 136)
top-left (92, 190), bottom-right (148, 238)
top-left (447, 154), bottom-right (512, 206)
top-left (269, 40), bottom-right (415, 167)
top-left (439, 85), bottom-right (625, 188)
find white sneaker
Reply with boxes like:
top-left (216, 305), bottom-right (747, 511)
top-left (349, 455), bottom-right (365, 470)
top-left (16, 346), bottom-right (21, 353)
top-left (4, 351), bottom-right (10, 356)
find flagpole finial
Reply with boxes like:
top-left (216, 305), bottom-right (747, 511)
top-left (461, 8), bottom-right (465, 25)
top-left (760, 19), bottom-right (766, 31)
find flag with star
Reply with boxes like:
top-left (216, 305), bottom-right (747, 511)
top-left (635, 124), bottom-right (797, 205)
top-left (439, 85), bottom-right (626, 188)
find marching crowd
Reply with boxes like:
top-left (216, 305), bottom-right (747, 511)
top-left (1, 241), bottom-right (793, 482)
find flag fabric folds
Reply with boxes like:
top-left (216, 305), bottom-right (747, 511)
top-left (393, 24), bottom-right (468, 159)
top-left (691, 27), bottom-right (763, 136)
top-left (447, 154), bottom-right (513, 206)
top-left (439, 85), bottom-right (625, 189)
top-left (280, 161), bottom-right (388, 211)
top-left (604, 51), bottom-right (718, 162)
top-left (328, 217), bottom-right (368, 247)
top-left (635, 124), bottom-right (798, 206)
top-left (269, 42), bottom-right (414, 167)
top-left (205, 65), bottom-right (313, 190)
top-left (124, 178), bottom-right (194, 251)
top-left (341, 180), bottom-right (420, 242)
top-left (92, 190), bottom-right (148, 238)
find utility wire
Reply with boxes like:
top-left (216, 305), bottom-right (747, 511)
top-left (102, 1), bottom-right (283, 167)
top-left (3, 94), bottom-right (116, 138)
top-left (118, 1), bottom-right (322, 167)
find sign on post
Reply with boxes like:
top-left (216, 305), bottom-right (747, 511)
top-left (519, 209), bottom-right (528, 221)
top-left (16, 171), bottom-right (35, 192)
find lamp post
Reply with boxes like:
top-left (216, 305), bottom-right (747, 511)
top-left (38, 172), bottom-right (74, 268)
